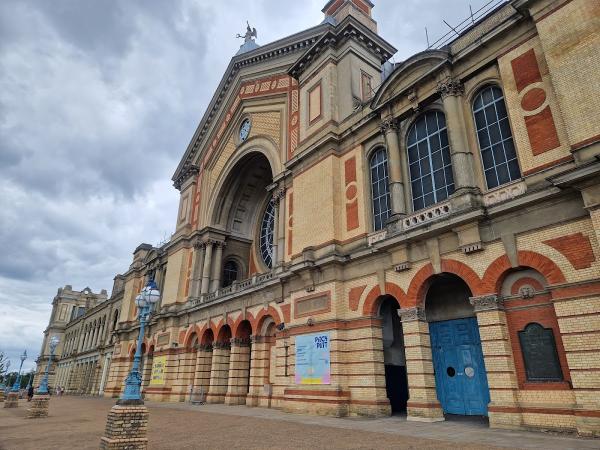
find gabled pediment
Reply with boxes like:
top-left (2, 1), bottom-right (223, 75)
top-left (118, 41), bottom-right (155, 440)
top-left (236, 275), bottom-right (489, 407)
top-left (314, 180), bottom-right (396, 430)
top-left (371, 49), bottom-right (450, 110)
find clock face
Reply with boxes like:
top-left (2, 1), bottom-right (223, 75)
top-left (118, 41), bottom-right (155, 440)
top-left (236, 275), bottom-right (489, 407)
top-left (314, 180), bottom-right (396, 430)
top-left (239, 118), bottom-right (251, 142)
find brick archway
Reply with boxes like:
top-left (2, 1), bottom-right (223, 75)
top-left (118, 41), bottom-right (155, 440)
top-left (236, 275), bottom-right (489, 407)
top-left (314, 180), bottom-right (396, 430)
top-left (405, 260), bottom-right (484, 308)
top-left (252, 306), bottom-right (283, 333)
top-left (481, 250), bottom-right (567, 294)
top-left (362, 282), bottom-right (408, 316)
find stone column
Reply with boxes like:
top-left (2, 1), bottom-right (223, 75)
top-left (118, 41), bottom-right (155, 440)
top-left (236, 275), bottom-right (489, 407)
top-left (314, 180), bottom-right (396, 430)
top-left (192, 345), bottom-right (213, 403)
top-left (225, 337), bottom-right (252, 405)
top-left (190, 242), bottom-right (206, 298)
top-left (246, 335), bottom-right (271, 407)
top-left (436, 77), bottom-right (477, 194)
top-left (381, 117), bottom-right (407, 216)
top-left (200, 241), bottom-right (213, 296)
top-left (275, 189), bottom-right (286, 266)
top-left (470, 294), bottom-right (523, 429)
top-left (398, 307), bottom-right (444, 422)
top-left (99, 400), bottom-right (149, 450)
top-left (209, 241), bottom-right (225, 292)
top-left (206, 341), bottom-right (231, 404)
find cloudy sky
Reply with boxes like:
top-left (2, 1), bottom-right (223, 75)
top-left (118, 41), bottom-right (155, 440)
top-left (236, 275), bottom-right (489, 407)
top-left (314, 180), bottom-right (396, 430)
top-left (0, 0), bottom-right (497, 372)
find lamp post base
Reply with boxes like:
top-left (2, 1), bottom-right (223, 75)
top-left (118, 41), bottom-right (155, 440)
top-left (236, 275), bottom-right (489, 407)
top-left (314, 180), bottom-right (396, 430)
top-left (26, 394), bottom-right (50, 418)
top-left (4, 391), bottom-right (19, 408)
top-left (99, 403), bottom-right (149, 450)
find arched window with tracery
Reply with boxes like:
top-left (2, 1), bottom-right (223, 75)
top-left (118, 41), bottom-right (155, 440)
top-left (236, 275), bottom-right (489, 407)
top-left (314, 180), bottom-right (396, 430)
top-left (407, 111), bottom-right (454, 211)
top-left (222, 260), bottom-right (239, 287)
top-left (472, 85), bottom-right (520, 189)
top-left (260, 198), bottom-right (275, 269)
top-left (369, 147), bottom-right (391, 231)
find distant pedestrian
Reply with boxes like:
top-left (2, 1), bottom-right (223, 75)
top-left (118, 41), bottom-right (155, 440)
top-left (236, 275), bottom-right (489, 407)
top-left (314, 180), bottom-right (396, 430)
top-left (27, 385), bottom-right (34, 401)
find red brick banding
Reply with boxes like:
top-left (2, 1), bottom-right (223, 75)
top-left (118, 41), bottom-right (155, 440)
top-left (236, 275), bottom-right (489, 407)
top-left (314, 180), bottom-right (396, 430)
top-left (543, 232), bottom-right (595, 270)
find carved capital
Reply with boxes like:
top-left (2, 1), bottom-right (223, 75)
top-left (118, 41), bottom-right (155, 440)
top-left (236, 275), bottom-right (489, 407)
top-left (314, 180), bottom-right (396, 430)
top-left (197, 343), bottom-right (213, 352)
top-left (380, 117), bottom-right (399, 134)
top-left (230, 337), bottom-right (251, 347)
top-left (407, 88), bottom-right (419, 111)
top-left (398, 307), bottom-right (426, 322)
top-left (193, 239), bottom-right (206, 250)
top-left (469, 294), bottom-right (504, 312)
top-left (212, 341), bottom-right (231, 350)
top-left (436, 77), bottom-right (464, 99)
top-left (272, 188), bottom-right (286, 204)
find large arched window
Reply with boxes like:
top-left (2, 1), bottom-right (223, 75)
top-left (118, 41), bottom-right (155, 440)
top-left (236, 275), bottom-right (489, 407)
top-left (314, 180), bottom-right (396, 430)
top-left (472, 85), bottom-right (520, 189)
top-left (369, 148), bottom-right (391, 231)
top-left (222, 260), bottom-right (239, 287)
top-left (407, 111), bottom-right (454, 211)
top-left (518, 323), bottom-right (563, 382)
top-left (259, 198), bottom-right (275, 269)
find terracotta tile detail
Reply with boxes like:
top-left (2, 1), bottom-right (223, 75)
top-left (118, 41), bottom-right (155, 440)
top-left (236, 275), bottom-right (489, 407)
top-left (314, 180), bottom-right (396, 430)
top-left (511, 49), bottom-right (542, 93)
top-left (543, 232), bottom-right (596, 270)
top-left (524, 105), bottom-right (560, 155)
top-left (348, 285), bottom-right (366, 311)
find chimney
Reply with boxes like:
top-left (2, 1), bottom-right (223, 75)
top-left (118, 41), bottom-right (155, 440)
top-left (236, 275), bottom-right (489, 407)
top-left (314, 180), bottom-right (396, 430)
top-left (322, 0), bottom-right (377, 32)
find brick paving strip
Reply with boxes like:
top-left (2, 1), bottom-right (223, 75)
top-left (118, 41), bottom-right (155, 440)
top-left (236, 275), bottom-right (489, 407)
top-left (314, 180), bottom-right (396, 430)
top-left (0, 397), bottom-right (599, 450)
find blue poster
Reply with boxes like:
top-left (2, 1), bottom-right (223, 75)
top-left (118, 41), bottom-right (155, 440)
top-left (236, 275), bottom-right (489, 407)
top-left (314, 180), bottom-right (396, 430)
top-left (295, 332), bottom-right (330, 384)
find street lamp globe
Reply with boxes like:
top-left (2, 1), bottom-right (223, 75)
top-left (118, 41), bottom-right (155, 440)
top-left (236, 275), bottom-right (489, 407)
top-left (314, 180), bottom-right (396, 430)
top-left (135, 293), bottom-right (147, 309)
top-left (141, 279), bottom-right (160, 306)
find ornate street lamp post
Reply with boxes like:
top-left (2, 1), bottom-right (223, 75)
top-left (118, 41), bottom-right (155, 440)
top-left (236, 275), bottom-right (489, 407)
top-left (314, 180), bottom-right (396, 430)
top-left (37, 337), bottom-right (59, 395)
top-left (27, 337), bottom-right (59, 418)
top-left (121, 279), bottom-right (160, 401)
top-left (100, 278), bottom-right (160, 449)
top-left (11, 350), bottom-right (27, 392)
top-left (4, 352), bottom-right (25, 408)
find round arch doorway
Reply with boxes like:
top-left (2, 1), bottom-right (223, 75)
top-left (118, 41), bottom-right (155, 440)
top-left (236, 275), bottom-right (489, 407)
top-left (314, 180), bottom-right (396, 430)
top-left (426, 274), bottom-right (490, 416)
top-left (380, 295), bottom-right (408, 413)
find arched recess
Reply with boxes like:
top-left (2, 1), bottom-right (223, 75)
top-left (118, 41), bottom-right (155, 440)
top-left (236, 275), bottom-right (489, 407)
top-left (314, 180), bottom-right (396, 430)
top-left (225, 320), bottom-right (253, 405)
top-left (425, 273), bottom-right (490, 417)
top-left (378, 295), bottom-right (409, 414)
top-left (204, 148), bottom-right (279, 284)
top-left (207, 325), bottom-right (232, 404)
top-left (498, 267), bottom-right (571, 389)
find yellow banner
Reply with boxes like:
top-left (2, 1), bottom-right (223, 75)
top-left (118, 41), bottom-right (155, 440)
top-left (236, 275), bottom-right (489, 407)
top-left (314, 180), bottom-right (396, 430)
top-left (149, 355), bottom-right (167, 385)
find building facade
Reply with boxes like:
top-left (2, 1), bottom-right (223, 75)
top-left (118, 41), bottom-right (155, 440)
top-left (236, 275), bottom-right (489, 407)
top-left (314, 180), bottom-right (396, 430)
top-left (37, 282), bottom-right (122, 396)
top-left (41, 0), bottom-right (600, 436)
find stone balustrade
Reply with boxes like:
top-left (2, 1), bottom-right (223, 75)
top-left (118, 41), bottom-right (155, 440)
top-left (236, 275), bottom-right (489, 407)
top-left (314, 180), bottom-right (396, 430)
top-left (483, 180), bottom-right (527, 206)
top-left (189, 271), bottom-right (275, 307)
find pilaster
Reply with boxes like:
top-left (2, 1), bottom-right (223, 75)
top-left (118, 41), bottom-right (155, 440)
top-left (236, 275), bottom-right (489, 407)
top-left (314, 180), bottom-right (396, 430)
top-left (381, 117), bottom-right (407, 216)
top-left (398, 307), bottom-right (444, 422)
top-left (206, 341), bottom-right (231, 404)
top-left (224, 338), bottom-right (252, 405)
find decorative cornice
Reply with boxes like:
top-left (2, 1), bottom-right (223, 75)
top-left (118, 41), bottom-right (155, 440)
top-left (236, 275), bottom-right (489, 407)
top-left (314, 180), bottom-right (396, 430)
top-left (398, 307), bottom-right (426, 322)
top-left (173, 163), bottom-right (199, 191)
top-left (469, 294), bottom-right (504, 312)
top-left (436, 77), bottom-right (464, 99)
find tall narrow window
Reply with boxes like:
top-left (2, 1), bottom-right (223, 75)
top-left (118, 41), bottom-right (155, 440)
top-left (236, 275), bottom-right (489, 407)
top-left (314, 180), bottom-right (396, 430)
top-left (518, 323), bottom-right (563, 382)
top-left (369, 147), bottom-right (391, 231)
top-left (407, 111), bottom-right (454, 211)
top-left (260, 198), bottom-right (275, 268)
top-left (222, 261), bottom-right (239, 287)
top-left (472, 86), bottom-right (520, 189)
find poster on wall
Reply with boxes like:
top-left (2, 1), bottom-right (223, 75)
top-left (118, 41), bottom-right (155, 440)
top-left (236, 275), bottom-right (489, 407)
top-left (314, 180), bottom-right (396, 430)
top-left (149, 355), bottom-right (167, 385)
top-left (295, 332), bottom-right (331, 384)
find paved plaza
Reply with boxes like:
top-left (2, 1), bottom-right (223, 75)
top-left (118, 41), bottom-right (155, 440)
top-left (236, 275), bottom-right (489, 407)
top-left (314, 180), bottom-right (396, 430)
top-left (1, 397), bottom-right (599, 450)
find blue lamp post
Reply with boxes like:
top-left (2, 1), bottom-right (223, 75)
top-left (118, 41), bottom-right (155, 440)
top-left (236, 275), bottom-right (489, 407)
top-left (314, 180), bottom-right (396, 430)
top-left (120, 279), bottom-right (160, 402)
top-left (38, 337), bottom-right (60, 395)
top-left (11, 350), bottom-right (27, 392)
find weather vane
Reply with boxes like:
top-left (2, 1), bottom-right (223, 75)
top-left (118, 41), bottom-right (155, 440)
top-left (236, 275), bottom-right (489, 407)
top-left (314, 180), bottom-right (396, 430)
top-left (236, 21), bottom-right (257, 42)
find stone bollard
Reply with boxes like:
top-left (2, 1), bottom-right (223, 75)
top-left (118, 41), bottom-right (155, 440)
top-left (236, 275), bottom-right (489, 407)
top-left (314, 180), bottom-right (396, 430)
top-left (26, 394), bottom-right (50, 418)
top-left (99, 399), bottom-right (149, 450)
top-left (4, 391), bottom-right (19, 408)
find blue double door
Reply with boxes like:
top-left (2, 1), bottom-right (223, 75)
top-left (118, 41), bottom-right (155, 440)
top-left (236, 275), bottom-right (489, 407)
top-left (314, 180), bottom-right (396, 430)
top-left (429, 317), bottom-right (490, 416)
